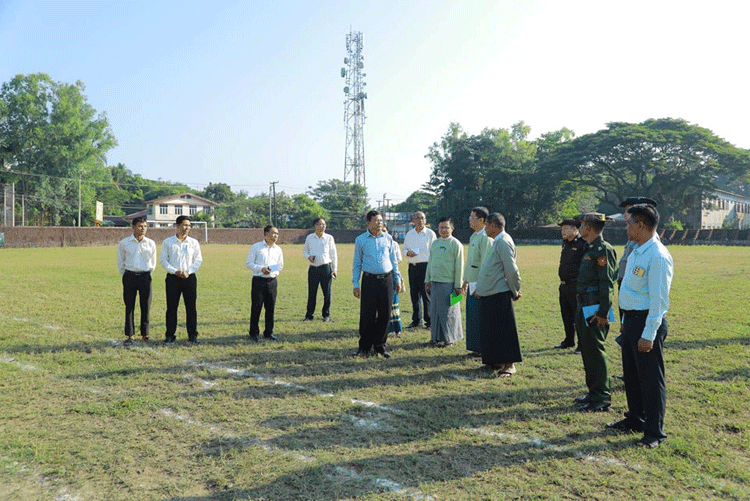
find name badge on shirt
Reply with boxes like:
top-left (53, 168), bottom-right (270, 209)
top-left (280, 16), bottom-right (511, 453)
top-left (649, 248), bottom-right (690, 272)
top-left (632, 266), bottom-right (645, 277)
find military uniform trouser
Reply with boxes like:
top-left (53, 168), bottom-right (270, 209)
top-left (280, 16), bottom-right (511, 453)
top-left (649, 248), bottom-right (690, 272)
top-left (575, 299), bottom-right (610, 404)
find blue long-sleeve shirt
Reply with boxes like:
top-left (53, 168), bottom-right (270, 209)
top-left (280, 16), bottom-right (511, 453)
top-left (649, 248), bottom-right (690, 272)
top-left (618, 236), bottom-right (673, 341)
top-left (352, 230), bottom-right (401, 289)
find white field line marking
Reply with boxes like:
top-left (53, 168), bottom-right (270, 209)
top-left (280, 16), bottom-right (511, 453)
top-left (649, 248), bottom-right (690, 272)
top-left (161, 407), bottom-right (429, 500)
top-left (185, 360), bottom-right (648, 473)
top-left (185, 360), bottom-right (409, 416)
top-left (0, 356), bottom-right (38, 371)
top-left (334, 466), bottom-right (436, 501)
top-left (467, 427), bottom-right (644, 472)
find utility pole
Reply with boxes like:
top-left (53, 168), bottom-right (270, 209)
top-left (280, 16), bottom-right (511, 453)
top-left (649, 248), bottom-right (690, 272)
top-left (78, 173), bottom-right (82, 227)
top-left (269, 181), bottom-right (279, 226)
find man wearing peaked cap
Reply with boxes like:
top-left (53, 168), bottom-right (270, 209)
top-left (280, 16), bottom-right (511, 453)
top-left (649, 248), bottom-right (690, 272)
top-left (619, 197), bottom-right (657, 209)
top-left (573, 212), bottom-right (618, 412)
top-left (554, 218), bottom-right (588, 351)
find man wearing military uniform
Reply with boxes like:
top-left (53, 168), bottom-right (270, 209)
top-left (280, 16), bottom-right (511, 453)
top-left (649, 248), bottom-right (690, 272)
top-left (574, 213), bottom-right (618, 412)
top-left (554, 218), bottom-right (588, 351)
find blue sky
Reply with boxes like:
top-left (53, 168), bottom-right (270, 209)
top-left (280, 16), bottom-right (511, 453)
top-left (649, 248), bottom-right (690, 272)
top-left (2, 0), bottom-right (748, 207)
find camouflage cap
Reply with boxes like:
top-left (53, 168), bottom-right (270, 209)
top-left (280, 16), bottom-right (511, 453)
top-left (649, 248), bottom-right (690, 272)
top-left (619, 197), bottom-right (657, 208)
top-left (558, 218), bottom-right (581, 227)
top-left (578, 212), bottom-right (613, 223)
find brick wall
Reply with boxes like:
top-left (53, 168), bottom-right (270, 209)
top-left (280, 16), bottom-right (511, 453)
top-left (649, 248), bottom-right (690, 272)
top-left (2, 226), bottom-right (750, 248)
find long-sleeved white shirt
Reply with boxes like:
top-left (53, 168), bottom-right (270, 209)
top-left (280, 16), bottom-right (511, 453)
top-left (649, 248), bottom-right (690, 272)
top-left (302, 232), bottom-right (337, 273)
top-left (246, 240), bottom-right (284, 278)
top-left (402, 227), bottom-right (437, 264)
top-left (117, 235), bottom-right (157, 275)
top-left (160, 235), bottom-right (203, 275)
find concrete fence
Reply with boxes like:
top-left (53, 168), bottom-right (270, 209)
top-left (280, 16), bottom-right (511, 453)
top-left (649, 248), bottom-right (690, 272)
top-left (2, 226), bottom-right (750, 249)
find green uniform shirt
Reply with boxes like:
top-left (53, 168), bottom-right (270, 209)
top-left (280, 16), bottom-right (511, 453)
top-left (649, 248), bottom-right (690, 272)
top-left (575, 235), bottom-right (618, 318)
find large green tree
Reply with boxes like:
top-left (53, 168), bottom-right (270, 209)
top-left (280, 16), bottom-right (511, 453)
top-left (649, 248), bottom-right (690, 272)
top-left (425, 122), bottom-right (573, 228)
top-left (540, 118), bottom-right (750, 226)
top-left (307, 179), bottom-right (368, 229)
top-left (0, 73), bottom-right (116, 225)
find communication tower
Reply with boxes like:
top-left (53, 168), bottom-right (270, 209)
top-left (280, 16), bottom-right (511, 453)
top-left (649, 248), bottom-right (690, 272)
top-left (341, 30), bottom-right (367, 187)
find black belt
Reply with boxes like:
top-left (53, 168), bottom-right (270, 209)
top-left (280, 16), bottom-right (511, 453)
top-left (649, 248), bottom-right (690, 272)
top-left (363, 271), bottom-right (392, 279)
top-left (253, 275), bottom-right (276, 281)
top-left (125, 270), bottom-right (150, 275)
top-left (621, 309), bottom-right (648, 317)
top-left (409, 262), bottom-right (427, 267)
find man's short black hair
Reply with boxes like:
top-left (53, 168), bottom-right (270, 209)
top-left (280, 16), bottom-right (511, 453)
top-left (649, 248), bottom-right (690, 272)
top-left (176, 215), bottom-right (190, 225)
top-left (263, 224), bottom-right (276, 234)
top-left (471, 206), bottom-right (489, 221)
top-left (132, 216), bottom-right (147, 226)
top-left (313, 217), bottom-right (325, 226)
top-left (486, 212), bottom-right (506, 228)
top-left (626, 204), bottom-right (660, 230)
top-left (438, 216), bottom-right (453, 225)
top-left (366, 210), bottom-right (381, 222)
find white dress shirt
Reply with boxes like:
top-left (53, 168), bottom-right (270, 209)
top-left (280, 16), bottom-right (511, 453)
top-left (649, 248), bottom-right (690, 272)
top-left (302, 232), bottom-right (338, 273)
top-left (160, 235), bottom-right (203, 275)
top-left (403, 227), bottom-right (437, 264)
top-left (246, 240), bottom-right (284, 278)
top-left (117, 235), bottom-right (157, 275)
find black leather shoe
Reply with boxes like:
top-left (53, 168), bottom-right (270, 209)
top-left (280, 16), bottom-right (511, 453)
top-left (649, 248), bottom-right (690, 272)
top-left (351, 348), bottom-right (370, 357)
top-left (249, 335), bottom-right (260, 343)
top-left (264, 334), bottom-right (278, 341)
top-left (579, 402), bottom-right (611, 413)
top-left (375, 351), bottom-right (391, 359)
top-left (636, 437), bottom-right (664, 449)
top-left (574, 395), bottom-right (592, 404)
top-left (188, 337), bottom-right (200, 344)
top-left (124, 337), bottom-right (134, 346)
top-left (302, 317), bottom-right (313, 322)
top-left (606, 419), bottom-right (642, 432)
top-left (554, 342), bottom-right (574, 349)
top-left (162, 336), bottom-right (176, 345)
top-left (405, 323), bottom-right (421, 329)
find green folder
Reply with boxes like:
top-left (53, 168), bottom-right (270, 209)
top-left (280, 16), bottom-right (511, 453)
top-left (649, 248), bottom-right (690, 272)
top-left (450, 291), bottom-right (463, 305)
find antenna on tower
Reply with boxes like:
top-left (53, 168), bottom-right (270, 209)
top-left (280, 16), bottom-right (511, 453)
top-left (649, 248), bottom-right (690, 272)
top-left (341, 30), bottom-right (367, 188)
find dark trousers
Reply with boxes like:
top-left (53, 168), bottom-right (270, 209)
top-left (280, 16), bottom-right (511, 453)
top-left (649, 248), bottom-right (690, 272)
top-left (575, 300), bottom-right (610, 404)
top-left (359, 272), bottom-right (393, 352)
top-left (165, 273), bottom-right (198, 340)
top-left (408, 263), bottom-right (430, 326)
top-left (122, 271), bottom-right (152, 338)
top-left (250, 276), bottom-right (278, 337)
top-left (305, 264), bottom-right (332, 319)
top-left (621, 311), bottom-right (668, 441)
top-left (559, 282), bottom-right (578, 346)
top-left (480, 291), bottom-right (522, 366)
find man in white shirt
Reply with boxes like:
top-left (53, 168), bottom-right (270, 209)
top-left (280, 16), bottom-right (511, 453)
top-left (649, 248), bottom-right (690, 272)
top-left (117, 216), bottom-right (156, 346)
top-left (302, 217), bottom-right (337, 322)
top-left (160, 216), bottom-right (203, 344)
top-left (402, 211), bottom-right (436, 329)
top-left (246, 225), bottom-right (284, 342)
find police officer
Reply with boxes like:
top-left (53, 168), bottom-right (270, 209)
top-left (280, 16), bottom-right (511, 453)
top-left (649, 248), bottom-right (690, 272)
top-left (554, 218), bottom-right (588, 351)
top-left (573, 213), bottom-right (618, 412)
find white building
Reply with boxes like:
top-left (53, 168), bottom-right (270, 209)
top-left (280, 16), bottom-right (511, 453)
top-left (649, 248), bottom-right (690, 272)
top-left (144, 193), bottom-right (218, 227)
top-left (686, 189), bottom-right (750, 229)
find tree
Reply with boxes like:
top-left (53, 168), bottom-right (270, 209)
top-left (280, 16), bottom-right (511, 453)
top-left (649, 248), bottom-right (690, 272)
top-left (307, 179), bottom-right (368, 229)
top-left (425, 122), bottom-right (572, 228)
top-left (201, 182), bottom-right (236, 204)
top-left (0, 73), bottom-right (116, 225)
top-left (393, 190), bottom-right (438, 223)
top-left (540, 118), bottom-right (750, 226)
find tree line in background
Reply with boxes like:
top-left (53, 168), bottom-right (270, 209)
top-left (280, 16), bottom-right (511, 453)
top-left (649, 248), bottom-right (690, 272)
top-left (3, 73), bottom-right (750, 230)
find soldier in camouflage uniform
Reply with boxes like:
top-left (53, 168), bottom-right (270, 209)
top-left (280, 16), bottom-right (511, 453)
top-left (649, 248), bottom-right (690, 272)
top-left (573, 213), bottom-right (618, 412)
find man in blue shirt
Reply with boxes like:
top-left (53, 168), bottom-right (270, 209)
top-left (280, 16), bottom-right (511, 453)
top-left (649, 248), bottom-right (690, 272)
top-left (352, 210), bottom-right (402, 358)
top-left (609, 204), bottom-right (673, 449)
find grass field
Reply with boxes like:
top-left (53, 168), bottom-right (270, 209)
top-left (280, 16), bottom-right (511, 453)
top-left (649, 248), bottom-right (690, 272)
top-left (0, 243), bottom-right (748, 500)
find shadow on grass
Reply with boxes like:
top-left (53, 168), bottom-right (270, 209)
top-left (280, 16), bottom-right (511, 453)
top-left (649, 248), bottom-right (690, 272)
top-left (171, 430), bottom-right (638, 501)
